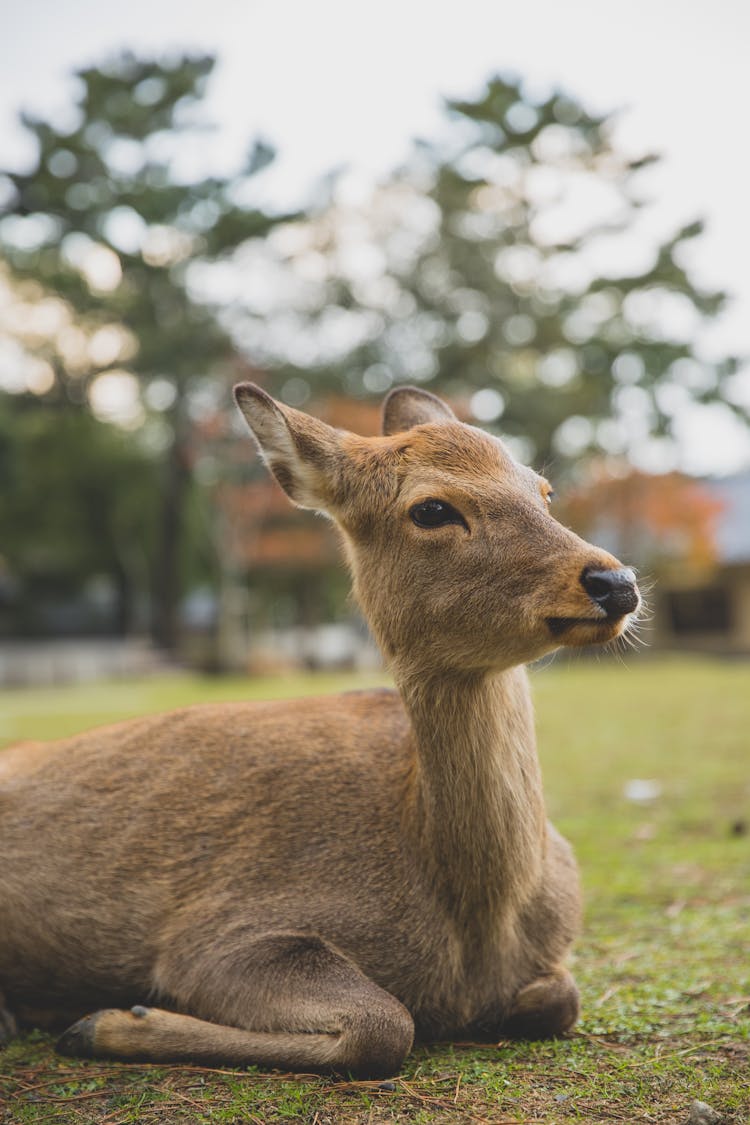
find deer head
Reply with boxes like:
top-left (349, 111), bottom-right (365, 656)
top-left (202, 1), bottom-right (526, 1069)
top-left (234, 384), bottom-right (640, 675)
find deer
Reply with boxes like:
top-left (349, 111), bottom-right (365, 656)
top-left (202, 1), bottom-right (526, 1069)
top-left (0, 384), bottom-right (640, 1078)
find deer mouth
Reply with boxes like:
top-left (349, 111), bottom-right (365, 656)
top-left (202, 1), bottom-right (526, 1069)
top-left (546, 615), bottom-right (617, 638)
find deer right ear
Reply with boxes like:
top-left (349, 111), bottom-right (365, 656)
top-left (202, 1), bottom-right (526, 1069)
top-left (233, 383), bottom-right (342, 512)
top-left (382, 386), bottom-right (457, 435)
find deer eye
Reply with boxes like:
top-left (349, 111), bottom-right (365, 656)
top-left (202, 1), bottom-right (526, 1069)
top-left (410, 499), bottom-right (468, 529)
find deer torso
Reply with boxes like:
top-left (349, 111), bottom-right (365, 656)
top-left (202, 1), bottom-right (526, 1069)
top-left (0, 681), bottom-right (579, 1039)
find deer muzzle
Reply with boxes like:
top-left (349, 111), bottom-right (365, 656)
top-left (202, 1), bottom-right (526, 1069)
top-left (545, 564), bottom-right (641, 640)
top-left (580, 566), bottom-right (640, 620)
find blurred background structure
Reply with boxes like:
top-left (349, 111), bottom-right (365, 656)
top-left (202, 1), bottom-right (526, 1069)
top-left (1, 1), bottom-right (748, 683)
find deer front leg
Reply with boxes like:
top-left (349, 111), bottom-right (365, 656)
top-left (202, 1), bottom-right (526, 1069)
top-left (504, 967), bottom-right (579, 1039)
top-left (57, 933), bottom-right (414, 1078)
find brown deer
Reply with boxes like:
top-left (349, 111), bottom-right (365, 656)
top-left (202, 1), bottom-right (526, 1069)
top-left (0, 384), bottom-right (640, 1078)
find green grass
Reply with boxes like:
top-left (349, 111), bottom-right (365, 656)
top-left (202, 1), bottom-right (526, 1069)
top-left (1, 655), bottom-right (749, 1123)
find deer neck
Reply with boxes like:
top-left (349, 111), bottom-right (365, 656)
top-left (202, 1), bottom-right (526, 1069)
top-left (397, 664), bottom-right (546, 934)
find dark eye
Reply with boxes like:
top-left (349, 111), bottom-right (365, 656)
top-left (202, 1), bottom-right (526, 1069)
top-left (410, 499), bottom-right (468, 530)
top-left (545, 489), bottom-right (556, 506)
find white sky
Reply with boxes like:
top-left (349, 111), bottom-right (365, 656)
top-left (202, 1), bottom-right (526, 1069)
top-left (1, 0), bottom-right (748, 473)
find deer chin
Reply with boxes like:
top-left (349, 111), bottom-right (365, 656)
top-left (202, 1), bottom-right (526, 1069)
top-left (546, 615), bottom-right (627, 645)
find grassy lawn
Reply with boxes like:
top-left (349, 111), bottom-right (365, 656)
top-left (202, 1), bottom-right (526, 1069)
top-left (1, 655), bottom-right (748, 1123)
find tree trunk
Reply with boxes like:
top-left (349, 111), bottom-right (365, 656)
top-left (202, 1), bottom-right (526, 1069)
top-left (111, 557), bottom-right (134, 637)
top-left (151, 412), bottom-right (191, 654)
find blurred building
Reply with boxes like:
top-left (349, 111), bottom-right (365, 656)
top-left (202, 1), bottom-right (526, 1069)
top-left (653, 471), bottom-right (750, 655)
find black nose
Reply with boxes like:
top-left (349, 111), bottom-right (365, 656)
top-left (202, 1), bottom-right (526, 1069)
top-left (581, 567), bottom-right (640, 619)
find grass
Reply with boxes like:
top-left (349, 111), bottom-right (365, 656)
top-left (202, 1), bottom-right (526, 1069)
top-left (1, 655), bottom-right (748, 1123)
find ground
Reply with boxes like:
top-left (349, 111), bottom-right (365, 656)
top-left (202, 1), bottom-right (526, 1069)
top-left (1, 656), bottom-right (748, 1123)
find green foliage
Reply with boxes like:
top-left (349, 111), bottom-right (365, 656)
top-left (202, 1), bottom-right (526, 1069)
top-left (0, 52), bottom-right (292, 647)
top-left (269, 76), bottom-right (741, 471)
top-left (2, 54), bottom-right (255, 394)
top-left (0, 393), bottom-right (159, 635)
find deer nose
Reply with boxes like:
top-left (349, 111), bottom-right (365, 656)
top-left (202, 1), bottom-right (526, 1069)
top-left (581, 567), bottom-right (640, 619)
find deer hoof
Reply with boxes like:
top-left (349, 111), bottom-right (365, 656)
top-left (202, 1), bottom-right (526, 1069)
top-left (505, 969), bottom-right (580, 1039)
top-left (56, 1012), bottom-right (102, 1058)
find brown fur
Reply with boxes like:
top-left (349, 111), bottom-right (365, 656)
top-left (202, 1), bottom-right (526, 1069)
top-left (0, 385), bottom-right (640, 1077)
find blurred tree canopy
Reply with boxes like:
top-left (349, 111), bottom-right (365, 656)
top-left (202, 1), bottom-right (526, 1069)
top-left (253, 77), bottom-right (741, 474)
top-left (0, 60), bottom-right (743, 659)
top-left (0, 53), bottom-right (290, 649)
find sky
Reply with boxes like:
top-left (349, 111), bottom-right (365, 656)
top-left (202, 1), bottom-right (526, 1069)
top-left (1, 0), bottom-right (748, 473)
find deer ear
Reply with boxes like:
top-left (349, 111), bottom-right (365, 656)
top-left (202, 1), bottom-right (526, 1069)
top-left (381, 385), bottom-right (457, 435)
top-left (234, 383), bottom-right (342, 511)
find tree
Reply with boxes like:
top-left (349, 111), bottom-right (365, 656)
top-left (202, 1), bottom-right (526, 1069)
top-left (0, 53), bottom-right (291, 650)
top-left (250, 76), bottom-right (741, 476)
top-left (0, 391), bottom-right (159, 636)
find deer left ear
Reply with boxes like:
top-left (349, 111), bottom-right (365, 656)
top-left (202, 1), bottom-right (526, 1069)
top-left (382, 385), bottom-right (457, 435)
top-left (234, 383), bottom-right (343, 512)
